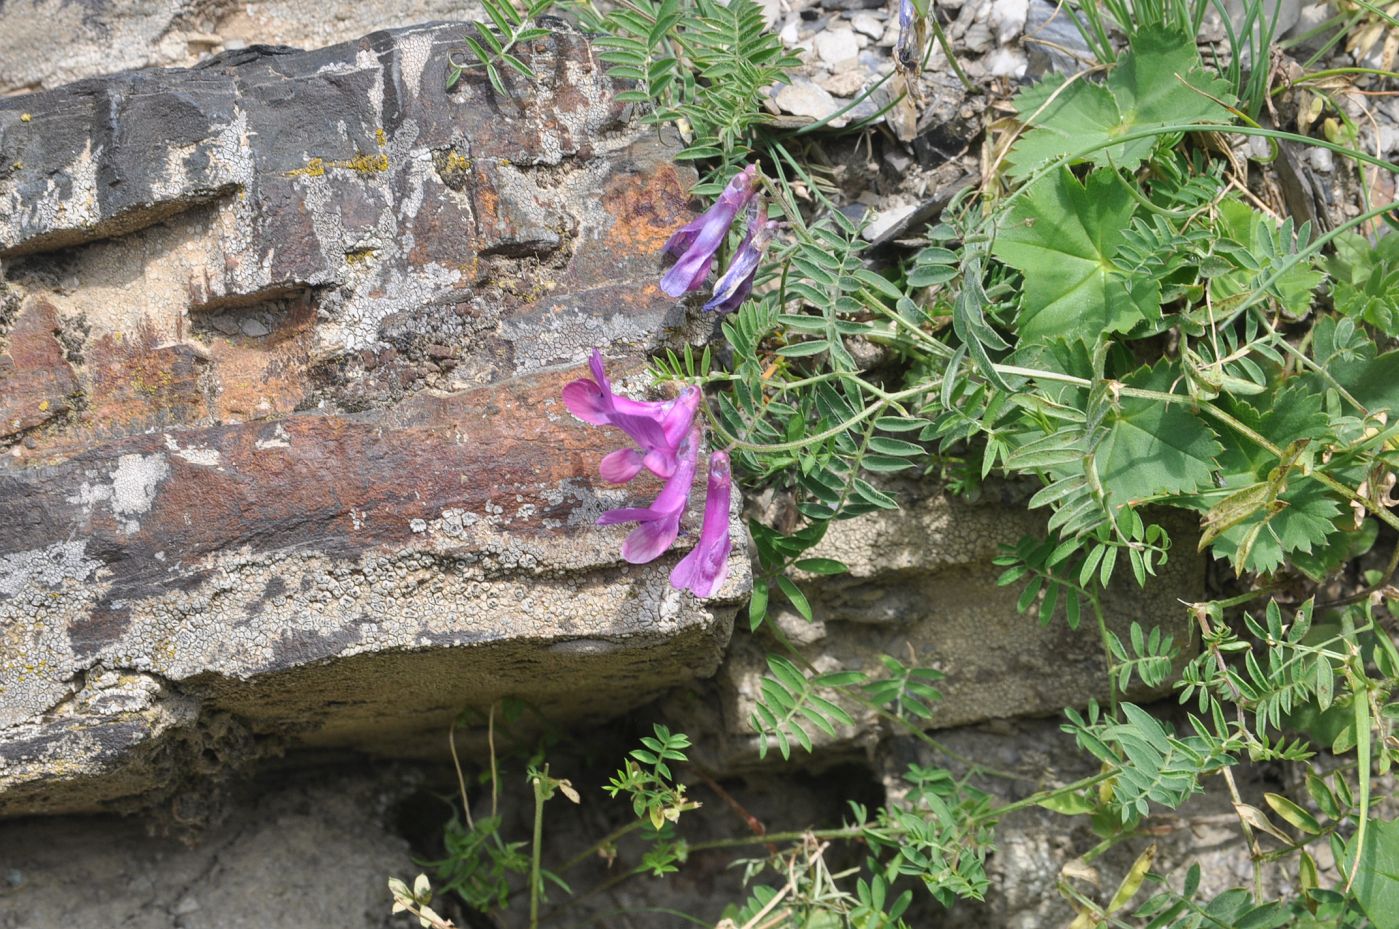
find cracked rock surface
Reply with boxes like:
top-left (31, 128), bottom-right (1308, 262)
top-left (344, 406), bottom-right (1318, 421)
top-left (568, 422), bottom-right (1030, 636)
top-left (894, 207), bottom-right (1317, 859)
top-left (0, 21), bottom-right (748, 817)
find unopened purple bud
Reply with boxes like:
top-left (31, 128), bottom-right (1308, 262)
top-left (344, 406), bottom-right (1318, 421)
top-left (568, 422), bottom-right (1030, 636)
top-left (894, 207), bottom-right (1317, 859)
top-left (896, 0), bottom-right (920, 70)
top-left (670, 451), bottom-right (733, 597)
top-left (703, 208), bottom-right (777, 315)
top-left (661, 165), bottom-right (760, 297)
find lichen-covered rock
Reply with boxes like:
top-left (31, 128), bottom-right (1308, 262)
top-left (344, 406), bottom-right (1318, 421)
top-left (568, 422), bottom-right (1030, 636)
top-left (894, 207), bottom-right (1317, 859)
top-left (0, 0), bottom-right (491, 95)
top-left (0, 22), bottom-right (747, 816)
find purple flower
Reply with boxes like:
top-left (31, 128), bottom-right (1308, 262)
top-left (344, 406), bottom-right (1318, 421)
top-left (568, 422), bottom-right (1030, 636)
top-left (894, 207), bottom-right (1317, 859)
top-left (562, 350), bottom-right (700, 480)
top-left (670, 451), bottom-right (733, 596)
top-left (661, 165), bottom-right (760, 297)
top-left (597, 427), bottom-right (702, 564)
top-left (895, 0), bottom-right (920, 70)
top-left (703, 208), bottom-right (777, 314)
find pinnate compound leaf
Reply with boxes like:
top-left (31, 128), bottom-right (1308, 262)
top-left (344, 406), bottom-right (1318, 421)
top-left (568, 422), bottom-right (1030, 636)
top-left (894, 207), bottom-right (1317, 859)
top-left (993, 169), bottom-right (1160, 344)
top-left (1006, 26), bottom-right (1235, 177)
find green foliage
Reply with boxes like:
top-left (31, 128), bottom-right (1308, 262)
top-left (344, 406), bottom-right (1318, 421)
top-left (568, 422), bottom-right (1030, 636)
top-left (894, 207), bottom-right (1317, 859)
top-left (604, 724), bottom-right (697, 833)
top-left (1349, 817), bottom-right (1399, 929)
top-left (1065, 700), bottom-right (1232, 819)
top-left (574, 0), bottom-right (799, 168)
top-left (749, 655), bottom-right (858, 760)
top-left (992, 168), bottom-right (1162, 342)
top-left (1330, 229), bottom-right (1399, 335)
top-left (407, 13), bottom-right (1399, 929)
top-left (430, 813), bottom-right (531, 913)
top-left (1004, 27), bottom-right (1234, 177)
top-left (1108, 621), bottom-right (1179, 690)
top-left (447, 0), bottom-right (555, 94)
top-left (656, 19), bottom-right (1399, 929)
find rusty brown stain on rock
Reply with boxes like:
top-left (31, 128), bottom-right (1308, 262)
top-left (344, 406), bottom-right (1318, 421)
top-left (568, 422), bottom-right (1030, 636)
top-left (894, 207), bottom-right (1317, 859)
top-left (4, 364), bottom-right (619, 583)
top-left (0, 297), bottom-right (77, 440)
top-left (602, 163), bottom-right (693, 256)
top-left (80, 324), bottom-right (210, 439)
top-left (208, 299), bottom-right (316, 422)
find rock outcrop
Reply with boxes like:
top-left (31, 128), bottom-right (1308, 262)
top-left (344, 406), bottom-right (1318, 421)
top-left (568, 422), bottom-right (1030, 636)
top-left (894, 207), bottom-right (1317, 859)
top-left (0, 21), bottom-right (748, 816)
top-left (672, 490), bottom-right (1200, 768)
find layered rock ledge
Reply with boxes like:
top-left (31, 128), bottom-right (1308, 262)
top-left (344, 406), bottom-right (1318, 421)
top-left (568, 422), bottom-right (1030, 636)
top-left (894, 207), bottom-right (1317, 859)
top-left (0, 22), bottom-right (747, 816)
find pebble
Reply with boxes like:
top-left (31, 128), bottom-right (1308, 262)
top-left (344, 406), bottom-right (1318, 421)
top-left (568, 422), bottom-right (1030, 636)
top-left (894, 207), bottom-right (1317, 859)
top-left (210, 314), bottom-right (242, 335)
top-left (861, 203), bottom-right (919, 241)
top-left (780, 16), bottom-right (802, 45)
top-left (240, 317), bottom-right (271, 337)
top-left (985, 46), bottom-right (1027, 77)
top-left (758, 0), bottom-right (782, 28)
top-left (819, 68), bottom-right (870, 97)
top-left (1025, 0), bottom-right (1093, 75)
top-left (989, 0), bottom-right (1029, 43)
top-left (1380, 125), bottom-right (1398, 156)
top-left (962, 21), bottom-right (994, 55)
top-left (1309, 148), bottom-right (1334, 173)
top-left (815, 26), bottom-right (861, 65)
top-left (774, 78), bottom-right (842, 122)
top-left (851, 11), bottom-right (885, 37)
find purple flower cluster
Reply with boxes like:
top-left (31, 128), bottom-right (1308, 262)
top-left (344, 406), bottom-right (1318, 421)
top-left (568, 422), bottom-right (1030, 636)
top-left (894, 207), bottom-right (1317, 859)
top-left (661, 164), bottom-right (774, 314)
top-left (563, 350), bottom-right (733, 597)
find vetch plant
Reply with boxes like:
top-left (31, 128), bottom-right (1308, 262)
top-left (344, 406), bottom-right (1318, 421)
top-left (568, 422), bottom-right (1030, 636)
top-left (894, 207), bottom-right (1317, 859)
top-left (563, 351), bottom-right (734, 596)
top-left (400, 10), bottom-right (1399, 929)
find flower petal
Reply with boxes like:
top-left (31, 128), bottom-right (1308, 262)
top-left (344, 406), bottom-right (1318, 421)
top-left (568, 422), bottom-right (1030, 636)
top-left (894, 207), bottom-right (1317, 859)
top-left (670, 451), bottom-right (733, 596)
top-left (599, 448), bottom-right (645, 483)
top-left (561, 378), bottom-right (610, 425)
top-left (596, 428), bottom-right (702, 563)
top-left (621, 516), bottom-right (683, 564)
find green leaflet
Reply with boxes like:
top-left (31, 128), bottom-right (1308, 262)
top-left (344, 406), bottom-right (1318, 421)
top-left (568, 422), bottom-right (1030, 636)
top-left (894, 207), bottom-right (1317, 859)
top-left (992, 168), bottom-right (1161, 344)
top-left (1006, 26), bottom-right (1235, 177)
top-left (1209, 197), bottom-right (1324, 319)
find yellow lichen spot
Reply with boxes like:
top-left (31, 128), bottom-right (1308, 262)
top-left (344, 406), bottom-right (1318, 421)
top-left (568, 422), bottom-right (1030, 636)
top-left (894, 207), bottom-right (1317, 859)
top-left (19, 112), bottom-right (31, 122)
top-left (38, 400), bottom-right (48, 412)
top-left (285, 156), bottom-right (327, 178)
top-left (443, 151), bottom-right (472, 173)
top-left (345, 248), bottom-right (377, 266)
top-left (375, 128), bottom-right (387, 147)
top-left (345, 151), bottom-right (389, 174)
top-left (286, 152), bottom-right (388, 178)
top-left (10, 161), bottom-right (21, 171)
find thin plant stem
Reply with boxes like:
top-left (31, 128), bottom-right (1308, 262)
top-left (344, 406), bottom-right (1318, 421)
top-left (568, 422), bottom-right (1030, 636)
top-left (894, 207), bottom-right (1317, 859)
top-left (1090, 590), bottom-right (1121, 716)
top-left (529, 768), bottom-right (547, 929)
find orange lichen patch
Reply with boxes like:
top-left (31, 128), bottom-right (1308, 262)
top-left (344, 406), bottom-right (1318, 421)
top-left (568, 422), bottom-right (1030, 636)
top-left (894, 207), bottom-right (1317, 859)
top-left (80, 324), bottom-right (210, 438)
top-left (210, 303), bottom-right (316, 422)
top-left (601, 164), bottom-right (693, 255)
top-left (0, 297), bottom-right (78, 440)
top-left (471, 166), bottom-right (501, 233)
